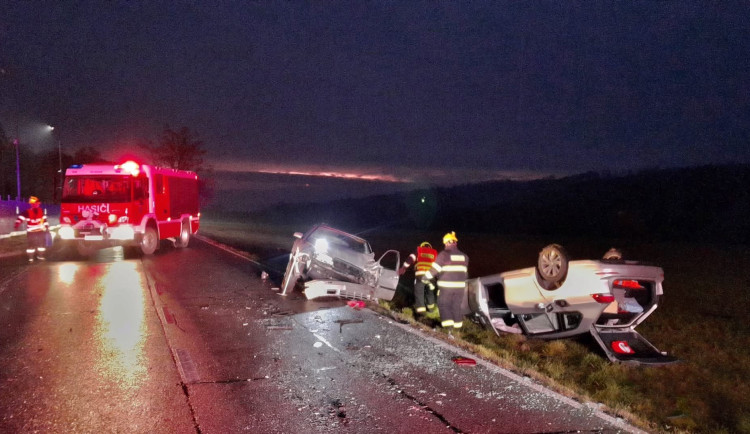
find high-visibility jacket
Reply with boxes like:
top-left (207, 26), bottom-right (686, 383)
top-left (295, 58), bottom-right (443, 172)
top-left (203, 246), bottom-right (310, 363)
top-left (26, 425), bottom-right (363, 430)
top-left (402, 245), bottom-right (438, 277)
top-left (16, 207), bottom-right (48, 233)
top-left (422, 244), bottom-right (468, 289)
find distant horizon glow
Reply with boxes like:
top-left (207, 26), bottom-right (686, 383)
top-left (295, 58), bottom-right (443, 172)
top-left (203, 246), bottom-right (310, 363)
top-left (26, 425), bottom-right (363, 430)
top-left (212, 159), bottom-right (559, 186)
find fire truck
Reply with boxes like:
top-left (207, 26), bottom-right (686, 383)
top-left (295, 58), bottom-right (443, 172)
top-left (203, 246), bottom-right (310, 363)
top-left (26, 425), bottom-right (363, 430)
top-left (58, 160), bottom-right (200, 256)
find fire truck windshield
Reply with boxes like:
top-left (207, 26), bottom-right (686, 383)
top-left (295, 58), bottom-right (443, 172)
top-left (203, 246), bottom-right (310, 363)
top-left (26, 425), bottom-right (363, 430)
top-left (62, 176), bottom-right (133, 203)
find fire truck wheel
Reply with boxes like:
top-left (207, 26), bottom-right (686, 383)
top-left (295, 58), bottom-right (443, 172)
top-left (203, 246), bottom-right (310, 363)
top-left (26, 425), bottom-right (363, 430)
top-left (141, 227), bottom-right (159, 255)
top-left (175, 222), bottom-right (190, 248)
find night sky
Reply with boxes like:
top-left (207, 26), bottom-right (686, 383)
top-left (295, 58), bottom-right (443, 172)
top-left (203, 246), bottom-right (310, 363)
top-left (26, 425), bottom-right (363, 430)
top-left (2, 1), bottom-right (749, 187)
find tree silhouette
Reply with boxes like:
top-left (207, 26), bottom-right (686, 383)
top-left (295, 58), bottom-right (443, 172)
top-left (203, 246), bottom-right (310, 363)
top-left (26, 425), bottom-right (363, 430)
top-left (139, 125), bottom-right (207, 172)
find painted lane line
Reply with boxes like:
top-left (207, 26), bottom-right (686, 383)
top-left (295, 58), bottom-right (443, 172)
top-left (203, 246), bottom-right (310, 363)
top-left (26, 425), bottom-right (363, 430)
top-left (312, 333), bottom-right (342, 353)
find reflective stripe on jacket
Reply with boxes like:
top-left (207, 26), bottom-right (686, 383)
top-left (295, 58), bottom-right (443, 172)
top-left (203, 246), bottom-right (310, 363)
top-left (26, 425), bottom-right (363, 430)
top-left (16, 207), bottom-right (48, 233)
top-left (423, 246), bottom-right (468, 289)
top-left (402, 245), bottom-right (438, 276)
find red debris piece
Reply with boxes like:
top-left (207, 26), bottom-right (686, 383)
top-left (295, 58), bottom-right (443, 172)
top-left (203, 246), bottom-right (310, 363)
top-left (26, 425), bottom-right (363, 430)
top-left (452, 356), bottom-right (476, 366)
top-left (347, 300), bottom-right (366, 309)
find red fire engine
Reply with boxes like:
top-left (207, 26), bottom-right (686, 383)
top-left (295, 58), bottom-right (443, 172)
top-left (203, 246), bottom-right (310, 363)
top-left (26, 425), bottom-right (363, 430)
top-left (59, 160), bottom-right (200, 256)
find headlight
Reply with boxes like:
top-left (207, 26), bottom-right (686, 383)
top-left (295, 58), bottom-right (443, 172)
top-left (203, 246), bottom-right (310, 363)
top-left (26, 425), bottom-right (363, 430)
top-left (58, 226), bottom-right (75, 240)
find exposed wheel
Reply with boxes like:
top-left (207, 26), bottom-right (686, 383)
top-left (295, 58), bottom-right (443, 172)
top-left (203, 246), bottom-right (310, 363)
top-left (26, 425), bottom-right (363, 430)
top-left (140, 227), bottom-right (159, 255)
top-left (175, 222), bottom-right (190, 248)
top-left (280, 254), bottom-right (300, 295)
top-left (602, 247), bottom-right (623, 260)
top-left (535, 244), bottom-right (569, 290)
top-left (76, 241), bottom-right (97, 257)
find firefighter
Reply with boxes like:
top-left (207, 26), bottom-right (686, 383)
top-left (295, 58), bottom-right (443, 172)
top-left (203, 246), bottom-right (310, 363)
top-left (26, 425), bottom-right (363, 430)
top-left (398, 241), bottom-right (438, 315)
top-left (422, 231), bottom-right (469, 329)
top-left (15, 196), bottom-right (50, 262)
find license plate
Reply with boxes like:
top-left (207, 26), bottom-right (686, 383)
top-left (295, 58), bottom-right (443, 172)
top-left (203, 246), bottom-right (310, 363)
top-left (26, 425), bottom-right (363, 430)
top-left (84, 235), bottom-right (103, 240)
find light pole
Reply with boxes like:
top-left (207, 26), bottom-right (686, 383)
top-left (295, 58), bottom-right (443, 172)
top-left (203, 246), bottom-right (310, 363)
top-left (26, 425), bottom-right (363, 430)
top-left (47, 125), bottom-right (62, 201)
top-left (13, 138), bottom-right (20, 201)
top-left (58, 139), bottom-right (62, 196)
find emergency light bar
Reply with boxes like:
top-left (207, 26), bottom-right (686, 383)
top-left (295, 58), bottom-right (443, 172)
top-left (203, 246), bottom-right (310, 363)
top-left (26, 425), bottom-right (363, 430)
top-left (115, 160), bottom-right (140, 176)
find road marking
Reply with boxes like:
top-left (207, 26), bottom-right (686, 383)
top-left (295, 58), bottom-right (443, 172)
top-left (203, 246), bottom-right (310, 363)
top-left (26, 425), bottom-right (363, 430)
top-left (312, 333), bottom-right (342, 353)
top-left (175, 348), bottom-right (200, 383)
top-left (194, 234), bottom-right (263, 267)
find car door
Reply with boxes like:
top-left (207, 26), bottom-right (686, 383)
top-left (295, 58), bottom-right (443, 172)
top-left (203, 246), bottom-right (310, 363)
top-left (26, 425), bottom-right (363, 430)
top-left (501, 268), bottom-right (558, 334)
top-left (375, 250), bottom-right (400, 291)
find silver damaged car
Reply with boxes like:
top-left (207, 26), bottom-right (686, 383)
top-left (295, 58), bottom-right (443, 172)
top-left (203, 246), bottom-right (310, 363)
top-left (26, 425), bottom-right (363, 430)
top-left (280, 224), bottom-right (400, 301)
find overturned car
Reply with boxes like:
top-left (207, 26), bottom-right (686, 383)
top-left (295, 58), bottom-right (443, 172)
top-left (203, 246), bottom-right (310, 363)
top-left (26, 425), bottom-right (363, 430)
top-left (467, 244), bottom-right (678, 365)
top-left (280, 224), bottom-right (400, 301)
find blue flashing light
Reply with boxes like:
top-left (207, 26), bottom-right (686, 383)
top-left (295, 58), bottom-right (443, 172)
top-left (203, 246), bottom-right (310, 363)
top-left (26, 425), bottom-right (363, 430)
top-left (70, 164), bottom-right (83, 169)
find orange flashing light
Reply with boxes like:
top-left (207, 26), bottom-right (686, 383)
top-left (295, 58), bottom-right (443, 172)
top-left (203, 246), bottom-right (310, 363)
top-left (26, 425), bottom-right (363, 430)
top-left (116, 160), bottom-right (140, 176)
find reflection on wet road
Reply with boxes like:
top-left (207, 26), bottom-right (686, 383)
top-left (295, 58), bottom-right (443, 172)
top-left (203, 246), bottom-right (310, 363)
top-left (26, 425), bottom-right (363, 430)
top-left (0, 248), bottom-right (195, 433)
top-left (95, 261), bottom-right (147, 389)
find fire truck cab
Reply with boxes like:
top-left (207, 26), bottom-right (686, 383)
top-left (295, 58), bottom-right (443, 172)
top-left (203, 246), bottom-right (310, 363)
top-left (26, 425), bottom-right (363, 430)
top-left (59, 160), bottom-right (200, 256)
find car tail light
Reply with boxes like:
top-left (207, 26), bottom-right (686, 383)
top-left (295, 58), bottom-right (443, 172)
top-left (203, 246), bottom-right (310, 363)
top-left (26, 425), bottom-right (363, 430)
top-left (612, 341), bottom-right (635, 354)
top-left (592, 293), bottom-right (615, 303)
top-left (614, 279), bottom-right (644, 290)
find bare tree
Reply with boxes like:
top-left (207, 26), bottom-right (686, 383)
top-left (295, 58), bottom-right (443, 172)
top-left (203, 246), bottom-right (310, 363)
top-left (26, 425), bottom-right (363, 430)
top-left (139, 125), bottom-right (207, 172)
top-left (73, 147), bottom-right (110, 165)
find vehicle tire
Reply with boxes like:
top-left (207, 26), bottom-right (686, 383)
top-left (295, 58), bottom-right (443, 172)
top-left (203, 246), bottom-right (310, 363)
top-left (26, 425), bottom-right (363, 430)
top-left (140, 227), bottom-right (159, 255)
top-left (280, 254), bottom-right (300, 294)
top-left (175, 221), bottom-right (190, 248)
top-left (602, 247), bottom-right (623, 260)
top-left (76, 241), bottom-right (96, 257)
top-left (535, 244), bottom-right (569, 290)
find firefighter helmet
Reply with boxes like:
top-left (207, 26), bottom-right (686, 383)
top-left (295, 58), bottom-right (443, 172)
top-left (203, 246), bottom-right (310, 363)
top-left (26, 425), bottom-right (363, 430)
top-left (442, 231), bottom-right (458, 244)
top-left (420, 241), bottom-right (432, 248)
top-left (28, 196), bottom-right (39, 205)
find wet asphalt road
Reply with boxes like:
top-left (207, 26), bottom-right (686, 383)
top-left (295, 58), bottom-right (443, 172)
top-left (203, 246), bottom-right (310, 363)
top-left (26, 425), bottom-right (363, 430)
top-left (0, 238), bottom-right (643, 433)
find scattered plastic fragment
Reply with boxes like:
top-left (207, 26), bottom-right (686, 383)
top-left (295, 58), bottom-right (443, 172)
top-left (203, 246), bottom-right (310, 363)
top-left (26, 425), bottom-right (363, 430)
top-left (452, 356), bottom-right (476, 366)
top-left (347, 300), bottom-right (366, 309)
